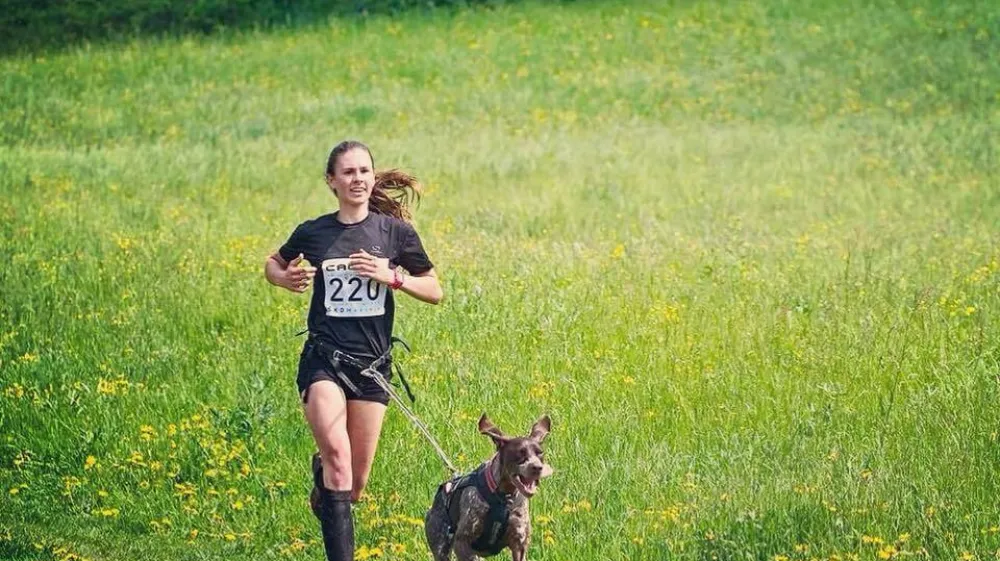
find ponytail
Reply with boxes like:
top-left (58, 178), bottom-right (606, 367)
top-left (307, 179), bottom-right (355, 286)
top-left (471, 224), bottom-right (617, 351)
top-left (370, 169), bottom-right (421, 223)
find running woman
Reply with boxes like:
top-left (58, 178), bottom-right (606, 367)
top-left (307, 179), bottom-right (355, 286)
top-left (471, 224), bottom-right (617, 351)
top-left (265, 140), bottom-right (443, 560)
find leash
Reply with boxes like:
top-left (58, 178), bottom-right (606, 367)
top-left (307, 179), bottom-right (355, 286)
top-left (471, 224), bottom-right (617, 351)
top-left (360, 338), bottom-right (460, 477)
top-left (310, 336), bottom-right (417, 403)
top-left (304, 333), bottom-right (459, 477)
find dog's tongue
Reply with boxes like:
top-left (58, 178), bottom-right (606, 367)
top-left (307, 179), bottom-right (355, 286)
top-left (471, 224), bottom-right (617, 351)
top-left (516, 475), bottom-right (539, 497)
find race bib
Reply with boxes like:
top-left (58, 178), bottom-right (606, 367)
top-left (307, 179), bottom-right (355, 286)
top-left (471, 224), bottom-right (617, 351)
top-left (321, 258), bottom-right (387, 318)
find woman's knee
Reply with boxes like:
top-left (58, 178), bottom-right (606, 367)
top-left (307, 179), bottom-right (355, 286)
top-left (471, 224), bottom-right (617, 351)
top-left (317, 440), bottom-right (353, 490)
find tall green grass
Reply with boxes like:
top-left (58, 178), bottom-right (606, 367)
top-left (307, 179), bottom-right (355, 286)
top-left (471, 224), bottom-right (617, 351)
top-left (2, 1), bottom-right (999, 559)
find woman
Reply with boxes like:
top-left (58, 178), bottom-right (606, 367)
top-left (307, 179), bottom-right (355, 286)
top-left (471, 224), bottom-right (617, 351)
top-left (265, 140), bottom-right (443, 560)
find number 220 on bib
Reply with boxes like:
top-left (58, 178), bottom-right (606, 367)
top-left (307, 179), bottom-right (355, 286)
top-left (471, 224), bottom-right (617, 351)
top-left (321, 258), bottom-right (386, 318)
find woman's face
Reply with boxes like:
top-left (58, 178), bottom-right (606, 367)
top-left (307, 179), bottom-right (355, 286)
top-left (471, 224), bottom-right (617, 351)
top-left (328, 148), bottom-right (375, 207)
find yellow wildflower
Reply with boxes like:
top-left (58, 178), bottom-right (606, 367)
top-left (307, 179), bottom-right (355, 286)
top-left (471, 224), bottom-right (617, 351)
top-left (878, 545), bottom-right (897, 559)
top-left (356, 545), bottom-right (383, 560)
top-left (862, 535), bottom-right (883, 545)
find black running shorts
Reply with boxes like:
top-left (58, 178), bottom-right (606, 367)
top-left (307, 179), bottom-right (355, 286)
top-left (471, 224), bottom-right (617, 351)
top-left (296, 342), bottom-right (392, 405)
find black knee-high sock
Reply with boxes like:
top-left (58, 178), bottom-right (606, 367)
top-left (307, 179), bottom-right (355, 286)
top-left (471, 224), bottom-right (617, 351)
top-left (319, 488), bottom-right (354, 561)
top-left (309, 453), bottom-right (323, 519)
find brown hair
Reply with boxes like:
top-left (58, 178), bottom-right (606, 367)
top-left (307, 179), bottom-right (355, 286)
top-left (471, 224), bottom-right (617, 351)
top-left (325, 140), bottom-right (421, 223)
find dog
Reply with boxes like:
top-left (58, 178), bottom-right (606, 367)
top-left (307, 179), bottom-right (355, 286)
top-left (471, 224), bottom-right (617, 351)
top-left (425, 413), bottom-right (553, 561)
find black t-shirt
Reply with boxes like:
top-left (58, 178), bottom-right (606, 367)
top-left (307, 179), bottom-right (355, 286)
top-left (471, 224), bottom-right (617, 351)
top-left (279, 212), bottom-right (434, 359)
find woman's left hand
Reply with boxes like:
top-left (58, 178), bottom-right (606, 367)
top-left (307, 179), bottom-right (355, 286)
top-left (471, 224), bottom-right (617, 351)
top-left (349, 249), bottom-right (394, 285)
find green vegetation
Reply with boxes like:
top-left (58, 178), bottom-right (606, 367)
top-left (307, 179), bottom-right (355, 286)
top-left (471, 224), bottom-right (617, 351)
top-left (1, 0), bottom-right (517, 54)
top-left (2, 1), bottom-right (999, 559)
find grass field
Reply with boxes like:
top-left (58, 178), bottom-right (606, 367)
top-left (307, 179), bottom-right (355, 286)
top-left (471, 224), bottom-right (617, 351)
top-left (2, 0), bottom-right (1000, 559)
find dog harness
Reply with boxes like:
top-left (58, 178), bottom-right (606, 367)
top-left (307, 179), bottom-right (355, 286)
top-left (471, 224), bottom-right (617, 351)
top-left (439, 461), bottom-right (512, 556)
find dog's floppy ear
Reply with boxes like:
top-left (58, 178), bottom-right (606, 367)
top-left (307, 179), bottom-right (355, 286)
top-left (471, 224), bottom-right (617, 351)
top-left (529, 415), bottom-right (551, 443)
top-left (478, 413), bottom-right (509, 448)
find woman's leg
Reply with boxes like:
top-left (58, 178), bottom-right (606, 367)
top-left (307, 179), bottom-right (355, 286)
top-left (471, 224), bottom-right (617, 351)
top-left (304, 380), bottom-right (352, 490)
top-left (303, 380), bottom-right (354, 561)
top-left (346, 400), bottom-right (387, 502)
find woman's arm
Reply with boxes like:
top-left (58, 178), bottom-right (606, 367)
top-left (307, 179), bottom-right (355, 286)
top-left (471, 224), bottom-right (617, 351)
top-left (348, 249), bottom-right (443, 305)
top-left (265, 252), bottom-right (316, 293)
top-left (399, 268), bottom-right (443, 305)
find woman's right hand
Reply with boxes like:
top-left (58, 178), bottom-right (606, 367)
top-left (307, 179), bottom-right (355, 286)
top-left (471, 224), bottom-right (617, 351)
top-left (270, 253), bottom-right (316, 293)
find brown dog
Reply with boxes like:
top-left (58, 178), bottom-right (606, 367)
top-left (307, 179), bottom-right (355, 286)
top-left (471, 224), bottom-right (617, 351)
top-left (425, 414), bottom-right (553, 561)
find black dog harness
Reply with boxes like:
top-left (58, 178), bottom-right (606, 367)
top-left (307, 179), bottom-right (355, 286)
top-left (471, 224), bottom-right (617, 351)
top-left (439, 460), bottom-right (512, 556)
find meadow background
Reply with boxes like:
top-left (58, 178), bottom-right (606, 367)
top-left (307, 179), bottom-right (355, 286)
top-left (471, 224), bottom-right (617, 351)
top-left (2, 0), bottom-right (999, 559)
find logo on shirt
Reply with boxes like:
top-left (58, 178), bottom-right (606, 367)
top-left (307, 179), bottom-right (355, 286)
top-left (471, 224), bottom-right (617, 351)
top-left (370, 245), bottom-right (383, 256)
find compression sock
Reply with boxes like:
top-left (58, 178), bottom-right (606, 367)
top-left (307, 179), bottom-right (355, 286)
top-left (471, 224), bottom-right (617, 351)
top-left (309, 453), bottom-right (323, 519)
top-left (318, 488), bottom-right (355, 561)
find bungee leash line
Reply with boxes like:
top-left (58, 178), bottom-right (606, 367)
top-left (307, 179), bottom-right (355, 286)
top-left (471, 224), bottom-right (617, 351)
top-left (306, 334), bottom-right (460, 476)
